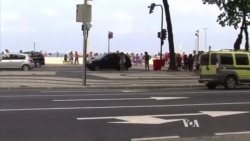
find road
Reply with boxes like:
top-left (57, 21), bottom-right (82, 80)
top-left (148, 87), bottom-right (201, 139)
top-left (0, 88), bottom-right (250, 141)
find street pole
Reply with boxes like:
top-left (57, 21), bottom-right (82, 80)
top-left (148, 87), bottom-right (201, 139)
top-left (82, 0), bottom-right (88, 86)
top-left (148, 3), bottom-right (164, 60)
top-left (197, 32), bottom-right (199, 53)
top-left (108, 38), bottom-right (110, 53)
top-left (159, 4), bottom-right (163, 60)
top-left (195, 30), bottom-right (199, 54)
top-left (76, 0), bottom-right (91, 86)
top-left (203, 28), bottom-right (208, 51)
top-left (33, 42), bottom-right (36, 51)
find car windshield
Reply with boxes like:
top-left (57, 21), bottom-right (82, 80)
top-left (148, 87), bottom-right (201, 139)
top-left (94, 54), bottom-right (106, 60)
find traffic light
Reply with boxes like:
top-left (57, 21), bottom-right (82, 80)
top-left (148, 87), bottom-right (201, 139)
top-left (148, 3), bottom-right (156, 14)
top-left (195, 30), bottom-right (199, 37)
top-left (108, 31), bottom-right (113, 39)
top-left (161, 29), bottom-right (167, 40)
top-left (157, 32), bottom-right (161, 38)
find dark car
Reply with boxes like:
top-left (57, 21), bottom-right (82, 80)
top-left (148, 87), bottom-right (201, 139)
top-left (23, 51), bottom-right (45, 67)
top-left (86, 53), bottom-right (132, 71)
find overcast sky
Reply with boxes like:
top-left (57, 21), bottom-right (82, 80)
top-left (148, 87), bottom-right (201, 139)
top-left (0, 0), bottom-right (242, 55)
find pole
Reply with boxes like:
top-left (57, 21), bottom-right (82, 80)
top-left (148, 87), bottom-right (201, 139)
top-left (82, 23), bottom-right (87, 86)
top-left (197, 32), bottom-right (199, 52)
top-left (203, 28), bottom-right (208, 51)
top-left (82, 0), bottom-right (88, 86)
top-left (159, 4), bottom-right (163, 60)
top-left (108, 38), bottom-right (110, 53)
top-left (33, 42), bottom-right (36, 51)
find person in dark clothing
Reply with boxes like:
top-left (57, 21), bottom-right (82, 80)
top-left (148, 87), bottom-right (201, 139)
top-left (188, 54), bottom-right (194, 71)
top-left (64, 54), bottom-right (68, 64)
top-left (144, 51), bottom-right (150, 71)
top-left (176, 54), bottom-right (182, 70)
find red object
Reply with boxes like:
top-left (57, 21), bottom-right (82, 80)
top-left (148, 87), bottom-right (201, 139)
top-left (153, 60), bottom-right (162, 71)
top-left (160, 59), bottom-right (165, 66)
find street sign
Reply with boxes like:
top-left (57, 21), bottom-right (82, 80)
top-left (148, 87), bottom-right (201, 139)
top-left (76, 4), bottom-right (92, 22)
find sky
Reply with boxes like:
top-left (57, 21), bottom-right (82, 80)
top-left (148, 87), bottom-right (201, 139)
top-left (0, 0), bottom-right (244, 55)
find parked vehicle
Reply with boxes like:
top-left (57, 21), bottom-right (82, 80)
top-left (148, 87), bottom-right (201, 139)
top-left (86, 53), bottom-right (132, 71)
top-left (198, 49), bottom-right (250, 89)
top-left (23, 51), bottom-right (45, 67)
top-left (0, 53), bottom-right (35, 71)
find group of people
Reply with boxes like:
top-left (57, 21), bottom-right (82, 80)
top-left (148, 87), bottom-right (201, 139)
top-left (164, 51), bottom-right (204, 73)
top-left (118, 51), bottom-right (151, 71)
top-left (64, 51), bottom-right (79, 65)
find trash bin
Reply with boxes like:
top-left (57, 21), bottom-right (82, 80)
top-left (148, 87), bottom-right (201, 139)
top-left (153, 60), bottom-right (162, 71)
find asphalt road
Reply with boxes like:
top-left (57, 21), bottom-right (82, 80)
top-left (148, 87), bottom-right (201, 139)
top-left (0, 88), bottom-right (250, 141)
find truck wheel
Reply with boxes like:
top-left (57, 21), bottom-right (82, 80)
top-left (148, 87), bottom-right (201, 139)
top-left (224, 76), bottom-right (237, 89)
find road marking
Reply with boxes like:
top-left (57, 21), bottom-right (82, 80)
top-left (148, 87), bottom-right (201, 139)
top-left (40, 90), bottom-right (116, 93)
top-left (108, 116), bottom-right (184, 124)
top-left (77, 113), bottom-right (203, 120)
top-left (76, 111), bottom-right (250, 121)
top-left (1, 102), bottom-right (250, 112)
top-left (52, 97), bottom-right (189, 102)
top-left (200, 111), bottom-right (250, 117)
top-left (121, 90), bottom-right (146, 93)
top-left (131, 136), bottom-right (180, 141)
top-left (215, 131), bottom-right (250, 136)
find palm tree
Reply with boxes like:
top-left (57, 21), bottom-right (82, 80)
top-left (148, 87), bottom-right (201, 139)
top-left (162, 0), bottom-right (177, 70)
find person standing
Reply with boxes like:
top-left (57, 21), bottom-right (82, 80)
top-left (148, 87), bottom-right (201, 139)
top-left (69, 51), bottom-right (73, 64)
top-left (144, 51), bottom-right (150, 71)
top-left (74, 51), bottom-right (79, 65)
top-left (64, 54), bottom-right (68, 64)
top-left (119, 52), bottom-right (126, 71)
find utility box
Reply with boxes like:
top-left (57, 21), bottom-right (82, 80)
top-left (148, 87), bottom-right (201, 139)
top-left (76, 4), bottom-right (92, 22)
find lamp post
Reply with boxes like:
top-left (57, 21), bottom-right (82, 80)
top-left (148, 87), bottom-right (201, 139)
top-left (33, 42), bottom-right (36, 51)
top-left (203, 27), bottom-right (208, 51)
top-left (195, 30), bottom-right (199, 53)
top-left (148, 3), bottom-right (164, 60)
top-left (108, 31), bottom-right (113, 53)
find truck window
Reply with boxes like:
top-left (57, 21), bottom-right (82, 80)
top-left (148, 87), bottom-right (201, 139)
top-left (235, 54), bottom-right (249, 65)
top-left (201, 54), bottom-right (209, 65)
top-left (220, 53), bottom-right (233, 65)
top-left (211, 53), bottom-right (217, 65)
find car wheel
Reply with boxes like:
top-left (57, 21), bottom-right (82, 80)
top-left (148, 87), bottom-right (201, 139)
top-left (22, 65), bottom-right (30, 71)
top-left (206, 83), bottom-right (217, 89)
top-left (224, 76), bottom-right (237, 89)
top-left (95, 66), bottom-right (101, 71)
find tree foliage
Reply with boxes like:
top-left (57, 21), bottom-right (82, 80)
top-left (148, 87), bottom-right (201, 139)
top-left (203, 0), bottom-right (250, 51)
top-left (203, 0), bottom-right (250, 29)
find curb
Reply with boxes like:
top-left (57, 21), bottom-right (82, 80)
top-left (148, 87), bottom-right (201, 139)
top-left (0, 84), bottom-right (205, 90)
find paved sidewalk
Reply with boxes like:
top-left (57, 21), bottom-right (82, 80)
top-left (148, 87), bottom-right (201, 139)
top-left (0, 70), bottom-right (203, 89)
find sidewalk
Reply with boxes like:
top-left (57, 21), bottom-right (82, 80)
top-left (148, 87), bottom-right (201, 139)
top-left (0, 69), bottom-right (203, 89)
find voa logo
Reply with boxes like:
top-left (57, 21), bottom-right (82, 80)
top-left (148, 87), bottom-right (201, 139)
top-left (183, 119), bottom-right (199, 127)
